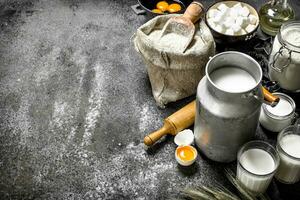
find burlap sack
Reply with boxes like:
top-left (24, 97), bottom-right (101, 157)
top-left (133, 14), bottom-right (215, 108)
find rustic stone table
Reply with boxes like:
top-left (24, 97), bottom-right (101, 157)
top-left (0, 0), bottom-right (299, 199)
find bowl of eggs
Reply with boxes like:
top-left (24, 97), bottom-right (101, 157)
top-left (137, 0), bottom-right (192, 17)
top-left (206, 1), bottom-right (259, 43)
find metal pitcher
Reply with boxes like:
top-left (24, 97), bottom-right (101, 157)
top-left (194, 51), bottom-right (266, 163)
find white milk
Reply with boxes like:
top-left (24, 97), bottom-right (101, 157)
top-left (265, 98), bottom-right (293, 116)
top-left (237, 148), bottom-right (275, 193)
top-left (276, 134), bottom-right (300, 183)
top-left (210, 67), bottom-right (257, 92)
top-left (259, 94), bottom-right (295, 132)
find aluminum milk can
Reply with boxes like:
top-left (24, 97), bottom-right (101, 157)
top-left (194, 52), bottom-right (264, 163)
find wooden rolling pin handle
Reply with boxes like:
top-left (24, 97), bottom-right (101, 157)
top-left (144, 101), bottom-right (196, 146)
top-left (262, 87), bottom-right (280, 107)
top-left (182, 2), bottom-right (204, 24)
top-left (144, 121), bottom-right (174, 146)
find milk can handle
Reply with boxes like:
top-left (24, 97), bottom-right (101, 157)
top-left (270, 45), bottom-right (292, 73)
top-left (245, 87), bottom-right (280, 107)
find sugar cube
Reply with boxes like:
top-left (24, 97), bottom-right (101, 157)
top-left (234, 29), bottom-right (247, 35)
top-left (207, 18), bottom-right (216, 28)
top-left (235, 17), bottom-right (243, 27)
top-left (212, 10), bottom-right (226, 24)
top-left (233, 2), bottom-right (243, 10)
top-left (245, 24), bottom-right (256, 33)
top-left (211, 14), bottom-right (222, 23)
top-left (249, 14), bottom-right (257, 25)
top-left (235, 17), bottom-right (249, 28)
top-left (228, 8), bottom-right (239, 18)
top-left (231, 23), bottom-right (242, 33)
top-left (232, 3), bottom-right (243, 15)
top-left (240, 29), bottom-right (247, 35)
top-left (225, 28), bottom-right (234, 35)
top-left (223, 17), bottom-right (235, 28)
top-left (240, 6), bottom-right (250, 17)
top-left (217, 3), bottom-right (229, 12)
top-left (235, 29), bottom-right (247, 36)
top-left (215, 24), bottom-right (226, 34)
top-left (218, 8), bottom-right (228, 18)
top-left (207, 9), bottom-right (219, 18)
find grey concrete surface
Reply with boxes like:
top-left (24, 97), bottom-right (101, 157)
top-left (0, 0), bottom-right (299, 199)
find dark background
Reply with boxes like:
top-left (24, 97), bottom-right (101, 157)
top-left (0, 0), bottom-right (299, 199)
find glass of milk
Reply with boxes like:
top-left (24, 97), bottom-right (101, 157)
top-left (275, 124), bottom-right (300, 184)
top-left (237, 141), bottom-right (280, 194)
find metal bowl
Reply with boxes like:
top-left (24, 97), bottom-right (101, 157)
top-left (205, 1), bottom-right (259, 44)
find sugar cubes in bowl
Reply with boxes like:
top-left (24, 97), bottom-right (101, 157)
top-left (206, 1), bottom-right (259, 43)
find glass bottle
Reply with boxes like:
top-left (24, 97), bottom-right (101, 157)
top-left (259, 0), bottom-right (295, 36)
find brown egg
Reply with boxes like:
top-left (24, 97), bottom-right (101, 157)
top-left (168, 3), bottom-right (182, 13)
top-left (152, 8), bottom-right (164, 14)
top-left (156, 1), bottom-right (169, 12)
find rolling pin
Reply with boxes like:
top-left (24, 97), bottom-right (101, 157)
top-left (144, 101), bottom-right (196, 146)
top-left (144, 87), bottom-right (279, 146)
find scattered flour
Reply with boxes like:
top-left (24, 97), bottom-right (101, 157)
top-left (81, 64), bottom-right (106, 147)
top-left (92, 142), bottom-right (176, 198)
top-left (0, 1), bottom-right (224, 199)
top-left (138, 102), bottom-right (162, 133)
top-left (138, 104), bottom-right (152, 132)
top-left (51, 101), bottom-right (68, 128)
top-left (14, 96), bottom-right (32, 145)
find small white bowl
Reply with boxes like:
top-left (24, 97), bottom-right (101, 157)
top-left (175, 145), bottom-right (198, 166)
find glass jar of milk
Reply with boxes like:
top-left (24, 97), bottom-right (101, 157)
top-left (269, 21), bottom-right (300, 92)
top-left (237, 141), bottom-right (279, 194)
top-left (259, 92), bottom-right (296, 132)
top-left (275, 124), bottom-right (300, 184)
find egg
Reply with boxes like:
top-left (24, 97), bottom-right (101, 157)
top-left (156, 1), bottom-right (169, 12)
top-left (167, 3), bottom-right (182, 13)
top-left (174, 129), bottom-right (194, 146)
top-left (152, 8), bottom-right (164, 14)
top-left (175, 145), bottom-right (197, 166)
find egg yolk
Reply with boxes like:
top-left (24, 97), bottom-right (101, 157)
top-left (152, 8), bottom-right (164, 14)
top-left (157, 1), bottom-right (169, 12)
top-left (177, 146), bottom-right (195, 161)
top-left (168, 3), bottom-right (182, 13)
